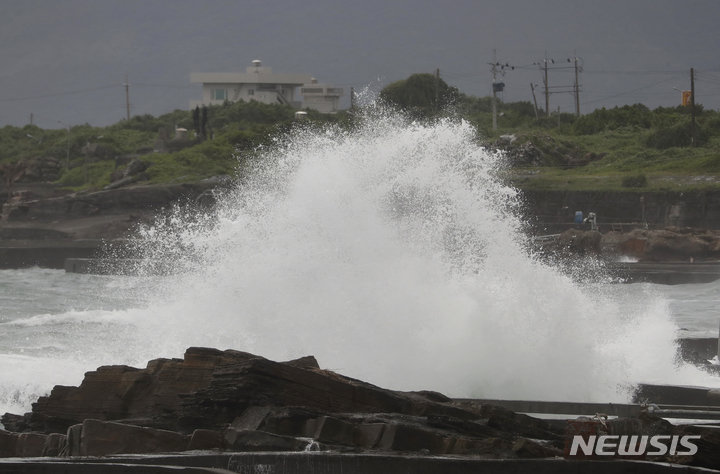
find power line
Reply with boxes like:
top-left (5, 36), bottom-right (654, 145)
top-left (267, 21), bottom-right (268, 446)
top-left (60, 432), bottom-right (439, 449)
top-left (133, 82), bottom-right (199, 89)
top-left (0, 84), bottom-right (120, 103)
top-left (583, 69), bottom-right (688, 76)
top-left (582, 75), bottom-right (683, 106)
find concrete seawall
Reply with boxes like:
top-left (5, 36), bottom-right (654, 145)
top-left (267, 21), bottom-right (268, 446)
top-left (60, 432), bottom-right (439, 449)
top-left (1, 452), bottom-right (716, 474)
top-left (524, 189), bottom-right (720, 232)
top-left (0, 241), bottom-right (103, 269)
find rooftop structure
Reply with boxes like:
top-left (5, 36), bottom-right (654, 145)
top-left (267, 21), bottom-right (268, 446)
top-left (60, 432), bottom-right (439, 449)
top-left (300, 78), bottom-right (344, 114)
top-left (191, 60), bottom-right (343, 113)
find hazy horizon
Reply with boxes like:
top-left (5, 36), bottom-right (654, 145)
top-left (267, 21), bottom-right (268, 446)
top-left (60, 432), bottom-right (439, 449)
top-left (2, 0), bottom-right (719, 129)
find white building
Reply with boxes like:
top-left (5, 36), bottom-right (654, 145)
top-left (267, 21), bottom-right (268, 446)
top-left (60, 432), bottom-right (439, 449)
top-left (190, 60), bottom-right (343, 113)
top-left (300, 79), bottom-right (344, 114)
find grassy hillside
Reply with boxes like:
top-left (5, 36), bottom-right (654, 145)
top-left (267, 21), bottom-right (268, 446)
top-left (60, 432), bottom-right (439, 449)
top-left (461, 100), bottom-right (720, 191)
top-left (1, 94), bottom-right (718, 193)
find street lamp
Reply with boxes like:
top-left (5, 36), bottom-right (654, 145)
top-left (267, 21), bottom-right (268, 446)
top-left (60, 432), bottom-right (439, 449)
top-left (58, 121), bottom-right (70, 171)
top-left (84, 135), bottom-right (104, 184)
top-left (26, 134), bottom-right (41, 144)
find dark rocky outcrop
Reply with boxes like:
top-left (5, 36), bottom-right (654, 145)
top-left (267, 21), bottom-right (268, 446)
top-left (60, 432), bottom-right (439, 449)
top-left (0, 348), bottom-right (560, 461)
top-left (537, 227), bottom-right (720, 266)
top-left (0, 178), bottom-right (234, 247)
top-left (4, 347), bottom-right (720, 471)
top-left (601, 227), bottom-right (720, 262)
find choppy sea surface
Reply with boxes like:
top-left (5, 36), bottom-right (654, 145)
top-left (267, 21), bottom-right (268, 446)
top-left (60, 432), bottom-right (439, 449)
top-left (2, 112), bottom-right (719, 417)
top-left (1, 268), bottom-right (718, 417)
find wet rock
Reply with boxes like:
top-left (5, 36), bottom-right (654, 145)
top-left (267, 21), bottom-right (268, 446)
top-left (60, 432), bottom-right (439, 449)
top-left (257, 406), bottom-right (323, 437)
top-left (187, 429), bottom-right (223, 451)
top-left (556, 229), bottom-right (602, 255)
top-left (0, 413), bottom-right (30, 433)
top-left (354, 423), bottom-right (386, 448)
top-left (412, 390), bottom-right (452, 403)
top-left (306, 416), bottom-right (356, 446)
top-left (223, 429), bottom-right (308, 452)
top-left (282, 355), bottom-right (320, 370)
top-left (513, 437), bottom-right (562, 458)
top-left (29, 347), bottom-right (233, 433)
top-left (15, 432), bottom-right (47, 457)
top-left (79, 419), bottom-right (187, 456)
top-left (0, 430), bottom-right (18, 457)
top-left (426, 414), bottom-right (507, 440)
top-left (4, 347), bottom-right (577, 460)
top-left (41, 433), bottom-right (66, 456)
top-left (377, 422), bottom-right (445, 454)
top-left (195, 189), bottom-right (216, 207)
top-left (231, 406), bottom-right (274, 431)
top-left (601, 227), bottom-right (720, 262)
top-left (678, 424), bottom-right (720, 470)
top-left (64, 423), bottom-right (83, 457)
top-left (178, 352), bottom-right (460, 431)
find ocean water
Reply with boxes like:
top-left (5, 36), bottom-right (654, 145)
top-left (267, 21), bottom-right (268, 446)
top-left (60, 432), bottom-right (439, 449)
top-left (1, 110), bottom-right (719, 417)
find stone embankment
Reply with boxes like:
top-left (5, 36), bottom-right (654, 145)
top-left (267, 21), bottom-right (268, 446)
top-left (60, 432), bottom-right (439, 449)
top-left (0, 177), bottom-right (230, 268)
top-left (2, 348), bottom-right (720, 471)
top-left (523, 189), bottom-right (720, 232)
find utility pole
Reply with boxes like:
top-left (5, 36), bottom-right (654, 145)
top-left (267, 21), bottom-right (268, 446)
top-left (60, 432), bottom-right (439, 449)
top-left (544, 55), bottom-right (550, 116)
top-left (488, 49), bottom-right (512, 130)
top-left (30, 113), bottom-right (33, 126)
top-left (574, 55), bottom-right (581, 117)
top-left (530, 83), bottom-right (539, 119)
top-left (58, 120), bottom-right (70, 171)
top-left (492, 50), bottom-right (498, 131)
top-left (124, 75), bottom-right (130, 121)
top-left (435, 68), bottom-right (440, 112)
top-left (690, 67), bottom-right (696, 147)
top-left (350, 87), bottom-right (355, 111)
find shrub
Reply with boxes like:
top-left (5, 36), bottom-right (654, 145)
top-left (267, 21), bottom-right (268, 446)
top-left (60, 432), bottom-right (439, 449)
top-left (622, 174), bottom-right (648, 188)
top-left (644, 121), bottom-right (709, 149)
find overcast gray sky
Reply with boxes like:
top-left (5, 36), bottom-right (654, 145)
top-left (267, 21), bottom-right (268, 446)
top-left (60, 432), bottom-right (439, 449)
top-left (2, 0), bottom-right (719, 129)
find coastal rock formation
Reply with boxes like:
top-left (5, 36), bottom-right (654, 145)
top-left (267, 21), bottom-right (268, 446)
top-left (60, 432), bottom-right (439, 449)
top-left (555, 229), bottom-right (602, 255)
top-left (0, 178), bottom-right (232, 242)
top-left (0, 156), bottom-right (63, 184)
top-left (539, 227), bottom-right (720, 264)
top-left (601, 227), bottom-right (720, 262)
top-left (2, 348), bottom-right (720, 470)
top-left (0, 348), bottom-right (564, 461)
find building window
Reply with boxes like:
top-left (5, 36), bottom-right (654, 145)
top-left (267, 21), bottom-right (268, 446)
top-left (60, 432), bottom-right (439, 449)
top-left (211, 89), bottom-right (227, 101)
top-left (248, 89), bottom-right (254, 96)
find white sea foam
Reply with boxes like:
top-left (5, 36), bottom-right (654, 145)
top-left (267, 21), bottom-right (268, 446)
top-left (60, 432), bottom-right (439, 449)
top-left (4, 309), bottom-right (140, 327)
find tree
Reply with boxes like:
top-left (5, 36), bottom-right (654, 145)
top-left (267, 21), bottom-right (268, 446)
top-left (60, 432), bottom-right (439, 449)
top-left (379, 73), bottom-right (460, 118)
top-left (192, 106), bottom-right (201, 139)
top-left (201, 106), bottom-right (208, 141)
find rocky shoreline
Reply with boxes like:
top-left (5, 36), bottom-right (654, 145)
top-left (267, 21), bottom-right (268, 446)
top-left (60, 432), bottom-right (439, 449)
top-left (2, 348), bottom-right (720, 472)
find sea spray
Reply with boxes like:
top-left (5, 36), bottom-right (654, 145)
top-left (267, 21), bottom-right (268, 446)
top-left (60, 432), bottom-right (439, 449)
top-left (121, 109), bottom-right (712, 401)
top-left (1, 110), bottom-right (717, 417)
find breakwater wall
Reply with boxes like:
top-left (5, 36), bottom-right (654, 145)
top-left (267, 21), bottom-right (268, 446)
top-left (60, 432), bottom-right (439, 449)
top-left (522, 189), bottom-right (720, 233)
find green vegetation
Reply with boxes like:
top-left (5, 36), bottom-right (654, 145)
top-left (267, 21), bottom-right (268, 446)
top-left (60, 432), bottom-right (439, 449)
top-left (1, 73), bottom-right (719, 193)
top-left (0, 100), bottom-right (345, 191)
top-left (621, 174), bottom-right (648, 188)
top-left (460, 101), bottom-right (720, 191)
top-left (379, 73), bottom-right (460, 118)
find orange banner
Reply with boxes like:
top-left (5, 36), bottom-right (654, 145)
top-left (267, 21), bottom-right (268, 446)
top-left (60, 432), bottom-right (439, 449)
top-left (682, 90), bottom-right (692, 106)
